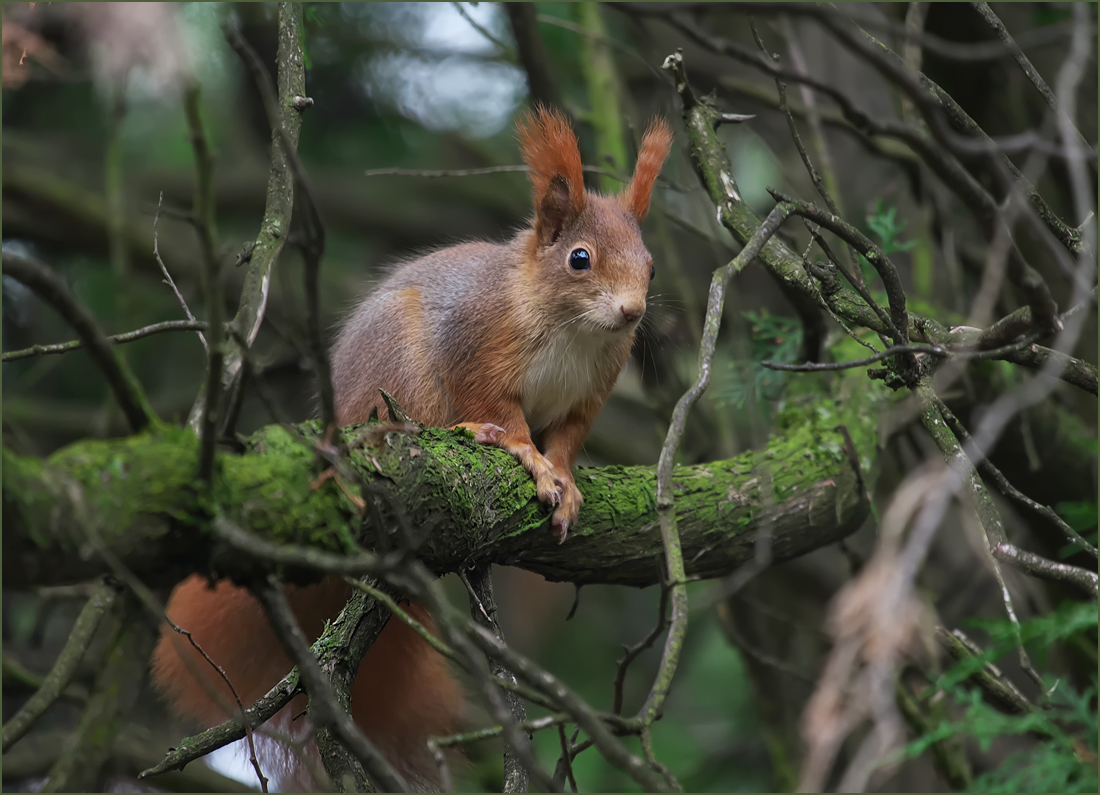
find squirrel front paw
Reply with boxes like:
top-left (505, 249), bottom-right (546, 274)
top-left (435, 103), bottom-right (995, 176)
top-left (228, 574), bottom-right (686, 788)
top-left (550, 476), bottom-right (583, 543)
top-left (533, 464), bottom-right (563, 507)
top-left (452, 422), bottom-right (507, 445)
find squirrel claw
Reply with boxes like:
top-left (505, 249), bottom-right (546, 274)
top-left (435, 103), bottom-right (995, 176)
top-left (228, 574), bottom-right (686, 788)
top-left (538, 483), bottom-right (563, 506)
top-left (454, 422), bottom-right (507, 445)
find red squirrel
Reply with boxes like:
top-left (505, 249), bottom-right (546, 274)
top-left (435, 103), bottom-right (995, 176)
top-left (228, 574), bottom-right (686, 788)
top-left (151, 107), bottom-right (672, 789)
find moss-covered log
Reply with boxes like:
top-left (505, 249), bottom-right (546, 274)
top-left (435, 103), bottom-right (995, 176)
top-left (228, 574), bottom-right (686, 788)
top-left (4, 351), bottom-right (888, 591)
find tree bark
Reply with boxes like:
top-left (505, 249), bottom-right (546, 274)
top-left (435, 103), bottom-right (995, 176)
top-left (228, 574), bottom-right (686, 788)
top-left (4, 354), bottom-right (888, 591)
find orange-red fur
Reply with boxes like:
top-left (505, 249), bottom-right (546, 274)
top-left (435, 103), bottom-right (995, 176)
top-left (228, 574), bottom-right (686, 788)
top-left (517, 107), bottom-right (586, 219)
top-left (152, 106), bottom-right (671, 791)
top-left (152, 577), bottom-right (463, 789)
top-left (621, 118), bottom-right (673, 221)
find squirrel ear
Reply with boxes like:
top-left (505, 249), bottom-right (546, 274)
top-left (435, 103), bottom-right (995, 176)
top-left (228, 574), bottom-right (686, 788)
top-left (621, 118), bottom-right (673, 222)
top-left (518, 105), bottom-right (585, 247)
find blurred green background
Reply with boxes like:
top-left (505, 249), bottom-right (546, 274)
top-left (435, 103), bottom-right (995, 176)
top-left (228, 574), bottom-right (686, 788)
top-left (3, 3), bottom-right (1095, 792)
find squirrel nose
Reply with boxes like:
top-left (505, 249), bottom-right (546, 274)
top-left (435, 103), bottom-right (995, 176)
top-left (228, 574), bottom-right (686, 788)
top-left (619, 303), bottom-right (645, 323)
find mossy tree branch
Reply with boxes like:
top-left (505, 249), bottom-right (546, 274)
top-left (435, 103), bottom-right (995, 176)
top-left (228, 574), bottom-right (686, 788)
top-left (3, 352), bottom-right (885, 593)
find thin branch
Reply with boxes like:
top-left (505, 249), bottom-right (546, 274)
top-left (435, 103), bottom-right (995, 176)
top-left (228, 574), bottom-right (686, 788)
top-left (812, 9), bottom-right (1086, 258)
top-left (253, 575), bottom-right (409, 793)
top-left (935, 399), bottom-right (1097, 559)
top-left (645, 75), bottom-right (791, 736)
top-left (659, 5), bottom-right (1086, 286)
top-left (934, 627), bottom-right (1033, 715)
top-left (39, 600), bottom-right (158, 792)
top-left (427, 714), bottom-right (568, 790)
top-left (503, 3), bottom-right (567, 114)
top-left (894, 675), bottom-right (973, 790)
top-left (451, 2), bottom-right (515, 59)
top-left (780, 16), bottom-right (863, 282)
top-left (2, 319), bottom-right (208, 362)
top-left (341, 577), bottom-right (581, 715)
top-left (223, 17), bottom-right (334, 433)
top-left (218, 2), bottom-right (307, 440)
top-left (555, 724), bottom-right (578, 793)
top-left (460, 609), bottom-right (667, 791)
top-left (899, 3), bottom-right (930, 127)
top-left (991, 543), bottom-right (1098, 598)
top-left (2, 579), bottom-right (121, 752)
top-left (394, 563), bottom-right (561, 793)
top-left (363, 163), bottom-right (685, 192)
top-left (536, 11), bottom-right (671, 86)
top-left (363, 164), bottom-right (529, 178)
top-left (1, 251), bottom-right (156, 432)
top-left (916, 386), bottom-right (1044, 687)
top-left (182, 80), bottom-right (224, 482)
top-left (432, 713), bottom-right (568, 750)
top-left (750, 19), bottom-right (838, 218)
top-left (612, 587), bottom-right (670, 716)
top-left (619, 3), bottom-right (1086, 64)
top-left (801, 220), bottom-right (891, 331)
top-left (768, 190), bottom-right (910, 349)
top-left (153, 192), bottom-right (206, 350)
top-left (164, 619), bottom-right (269, 792)
top-left (464, 564), bottom-right (530, 794)
top-left (141, 671), bottom-right (302, 780)
top-left (971, 4), bottom-right (1057, 116)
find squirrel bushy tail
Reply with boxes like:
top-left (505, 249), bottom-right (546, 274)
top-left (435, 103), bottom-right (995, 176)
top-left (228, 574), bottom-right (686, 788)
top-left (151, 576), bottom-right (464, 790)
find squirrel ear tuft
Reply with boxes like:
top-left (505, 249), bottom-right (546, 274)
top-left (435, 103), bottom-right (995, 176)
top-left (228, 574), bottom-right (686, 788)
top-left (621, 118), bottom-right (673, 222)
top-left (518, 105), bottom-right (585, 246)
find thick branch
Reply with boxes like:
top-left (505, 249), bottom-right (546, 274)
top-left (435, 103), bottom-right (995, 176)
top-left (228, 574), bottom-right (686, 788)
top-left (4, 356), bottom-right (884, 590)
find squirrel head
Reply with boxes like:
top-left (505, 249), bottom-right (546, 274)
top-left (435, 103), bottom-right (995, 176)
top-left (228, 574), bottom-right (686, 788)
top-left (517, 106), bottom-right (673, 335)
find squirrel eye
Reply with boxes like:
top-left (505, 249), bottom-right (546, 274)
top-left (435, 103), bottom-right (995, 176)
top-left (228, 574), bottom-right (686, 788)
top-left (569, 248), bottom-right (591, 271)
top-left (649, 265), bottom-right (656, 281)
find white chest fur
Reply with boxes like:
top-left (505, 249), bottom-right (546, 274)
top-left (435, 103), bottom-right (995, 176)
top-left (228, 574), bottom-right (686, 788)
top-left (520, 328), bottom-right (615, 432)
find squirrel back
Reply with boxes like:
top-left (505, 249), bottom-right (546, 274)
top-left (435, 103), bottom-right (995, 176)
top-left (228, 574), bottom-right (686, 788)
top-left (151, 106), bottom-right (671, 790)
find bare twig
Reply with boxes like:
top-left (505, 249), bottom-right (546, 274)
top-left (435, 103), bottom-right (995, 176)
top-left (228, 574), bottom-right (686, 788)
top-left (461, 610), bottom-right (666, 791)
top-left (342, 577), bottom-right (567, 713)
top-left (451, 1), bottom-right (515, 59)
top-left (164, 619), bottom-right (269, 792)
top-left (395, 563), bottom-right (561, 793)
top-left (1, 251), bottom-right (156, 432)
top-left (646, 80), bottom-right (790, 745)
top-left (619, 3), bottom-right (1086, 64)
top-left (2, 319), bottom-right (208, 362)
top-left (363, 163), bottom-right (684, 192)
top-left (899, 3), bottom-right (929, 127)
top-left (253, 575), bottom-right (409, 793)
top-left (504, 3), bottom-right (567, 114)
top-left (991, 543), bottom-right (1098, 598)
top-left (223, 15), bottom-right (334, 432)
top-left (218, 3), bottom-right (307, 439)
top-left (364, 164), bottom-right (529, 178)
top-left (2, 579), bottom-right (121, 752)
top-left (555, 724), bottom-right (578, 793)
top-left (935, 399), bottom-right (1097, 560)
top-left (140, 669), bottom-right (303, 780)
top-left (917, 386), bottom-right (1044, 688)
top-left (934, 627), bottom-right (1033, 715)
top-left (182, 80), bottom-right (224, 482)
top-left (768, 190), bottom-right (910, 349)
top-left (971, 4), bottom-right (1058, 119)
top-left (153, 191), bottom-right (206, 349)
top-left (464, 564), bottom-right (530, 794)
top-left (39, 599), bottom-right (157, 792)
top-left (612, 587), bottom-right (670, 716)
